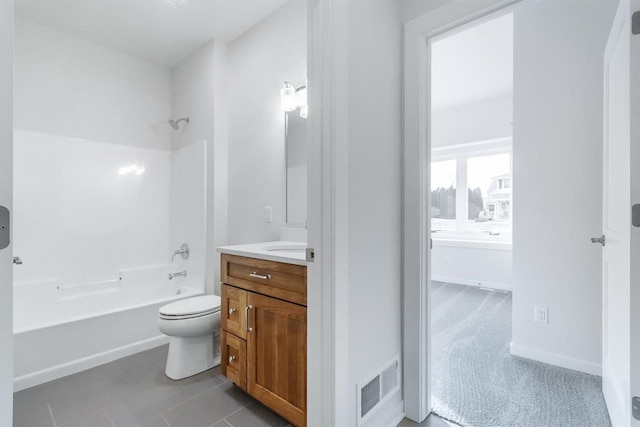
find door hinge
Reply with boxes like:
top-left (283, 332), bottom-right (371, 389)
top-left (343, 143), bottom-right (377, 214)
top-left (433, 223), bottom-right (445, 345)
top-left (0, 206), bottom-right (9, 250)
top-left (633, 204), bottom-right (640, 227)
top-left (633, 11), bottom-right (640, 35)
top-left (633, 396), bottom-right (640, 420)
top-left (306, 247), bottom-right (315, 263)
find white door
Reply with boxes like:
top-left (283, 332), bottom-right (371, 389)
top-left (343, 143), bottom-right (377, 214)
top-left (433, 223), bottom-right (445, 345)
top-left (601, 1), bottom-right (639, 425)
top-left (0, 0), bottom-right (12, 425)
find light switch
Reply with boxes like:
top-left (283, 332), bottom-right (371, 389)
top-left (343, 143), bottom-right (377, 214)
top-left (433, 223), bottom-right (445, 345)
top-left (264, 206), bottom-right (273, 223)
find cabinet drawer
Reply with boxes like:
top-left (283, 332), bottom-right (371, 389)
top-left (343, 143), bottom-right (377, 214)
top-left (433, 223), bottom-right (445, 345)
top-left (221, 254), bottom-right (307, 306)
top-left (221, 331), bottom-right (246, 391)
top-left (221, 284), bottom-right (247, 339)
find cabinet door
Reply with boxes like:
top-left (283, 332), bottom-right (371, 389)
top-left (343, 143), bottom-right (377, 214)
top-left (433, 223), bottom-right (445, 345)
top-left (246, 292), bottom-right (306, 427)
top-left (221, 284), bottom-right (246, 339)
top-left (221, 331), bottom-right (246, 390)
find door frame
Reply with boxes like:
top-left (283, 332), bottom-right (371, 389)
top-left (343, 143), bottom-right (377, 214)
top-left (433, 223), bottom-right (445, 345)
top-left (306, 0), bottom-right (350, 425)
top-left (402, 0), bottom-right (520, 421)
top-left (629, 0), bottom-right (640, 423)
top-left (0, 0), bottom-right (13, 424)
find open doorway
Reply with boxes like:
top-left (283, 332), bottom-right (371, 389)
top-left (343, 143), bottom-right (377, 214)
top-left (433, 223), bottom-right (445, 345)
top-left (428, 13), bottom-right (515, 424)
top-left (421, 8), bottom-right (613, 426)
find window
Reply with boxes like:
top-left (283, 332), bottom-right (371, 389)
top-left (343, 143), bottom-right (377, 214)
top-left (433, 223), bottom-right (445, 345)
top-left (431, 138), bottom-right (512, 240)
top-left (431, 159), bottom-right (457, 231)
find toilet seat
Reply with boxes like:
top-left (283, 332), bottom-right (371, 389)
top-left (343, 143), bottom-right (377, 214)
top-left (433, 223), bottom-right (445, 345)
top-left (159, 295), bottom-right (221, 321)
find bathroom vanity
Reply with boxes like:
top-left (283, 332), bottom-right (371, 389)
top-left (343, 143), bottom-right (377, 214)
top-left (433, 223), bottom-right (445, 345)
top-left (218, 243), bottom-right (307, 427)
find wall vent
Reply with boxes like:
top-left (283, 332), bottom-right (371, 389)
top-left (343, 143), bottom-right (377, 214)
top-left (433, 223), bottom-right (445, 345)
top-left (356, 354), bottom-right (400, 426)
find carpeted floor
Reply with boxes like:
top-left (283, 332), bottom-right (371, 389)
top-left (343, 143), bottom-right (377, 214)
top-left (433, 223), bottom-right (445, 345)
top-left (431, 281), bottom-right (611, 427)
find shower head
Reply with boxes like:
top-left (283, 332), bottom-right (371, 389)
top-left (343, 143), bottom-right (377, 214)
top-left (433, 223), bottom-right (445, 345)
top-left (169, 117), bottom-right (189, 130)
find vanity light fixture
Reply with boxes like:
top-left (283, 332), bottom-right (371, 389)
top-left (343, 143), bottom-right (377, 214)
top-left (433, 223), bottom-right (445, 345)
top-left (280, 81), bottom-right (308, 118)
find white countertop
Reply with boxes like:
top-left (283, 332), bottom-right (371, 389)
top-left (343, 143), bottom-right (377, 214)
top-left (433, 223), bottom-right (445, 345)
top-left (217, 241), bottom-right (307, 266)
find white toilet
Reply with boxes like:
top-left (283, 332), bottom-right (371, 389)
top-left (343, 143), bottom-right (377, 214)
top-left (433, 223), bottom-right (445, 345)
top-left (157, 295), bottom-right (222, 380)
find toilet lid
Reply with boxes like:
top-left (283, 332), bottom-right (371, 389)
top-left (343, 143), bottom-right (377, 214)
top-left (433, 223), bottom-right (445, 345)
top-left (159, 295), bottom-right (221, 317)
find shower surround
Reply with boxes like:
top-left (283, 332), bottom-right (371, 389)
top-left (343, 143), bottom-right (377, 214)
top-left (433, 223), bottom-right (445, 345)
top-left (12, 130), bottom-right (207, 390)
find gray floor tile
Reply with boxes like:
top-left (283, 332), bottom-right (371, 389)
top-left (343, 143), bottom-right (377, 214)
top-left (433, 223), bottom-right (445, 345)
top-left (225, 401), bottom-right (292, 427)
top-left (162, 382), bottom-right (252, 427)
top-left (105, 367), bottom-right (225, 424)
top-left (116, 346), bottom-right (169, 377)
top-left (60, 409), bottom-right (115, 427)
top-left (12, 399), bottom-right (55, 427)
top-left (14, 361), bottom-right (124, 405)
top-left (14, 346), bottom-right (264, 427)
top-left (108, 409), bottom-right (171, 427)
top-left (398, 414), bottom-right (457, 427)
top-left (49, 371), bottom-right (142, 425)
top-left (210, 420), bottom-right (232, 427)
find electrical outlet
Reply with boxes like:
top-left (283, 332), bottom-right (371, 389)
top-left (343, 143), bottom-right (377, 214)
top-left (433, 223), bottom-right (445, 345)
top-left (264, 206), bottom-right (273, 223)
top-left (534, 306), bottom-right (548, 324)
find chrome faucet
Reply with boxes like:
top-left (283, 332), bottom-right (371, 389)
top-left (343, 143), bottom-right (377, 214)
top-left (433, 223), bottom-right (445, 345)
top-left (168, 271), bottom-right (187, 280)
top-left (171, 243), bottom-right (190, 262)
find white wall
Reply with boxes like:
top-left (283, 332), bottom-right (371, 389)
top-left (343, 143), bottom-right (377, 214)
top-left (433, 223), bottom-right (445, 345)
top-left (345, 1), bottom-right (404, 425)
top-left (0, 0), bottom-right (13, 422)
top-left (13, 131), bottom-right (172, 288)
top-left (13, 19), bottom-right (208, 296)
top-left (171, 39), bottom-right (228, 294)
top-left (430, 93), bottom-right (513, 290)
top-left (227, 0), bottom-right (307, 244)
top-left (432, 242), bottom-right (512, 290)
top-left (432, 93), bottom-right (512, 148)
top-left (169, 141), bottom-right (207, 288)
top-left (14, 19), bottom-right (172, 150)
top-left (512, 0), bottom-right (616, 374)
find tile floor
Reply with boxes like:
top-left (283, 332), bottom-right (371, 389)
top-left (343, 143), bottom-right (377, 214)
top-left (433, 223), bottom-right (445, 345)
top-left (13, 345), bottom-right (292, 427)
top-left (398, 414), bottom-right (457, 427)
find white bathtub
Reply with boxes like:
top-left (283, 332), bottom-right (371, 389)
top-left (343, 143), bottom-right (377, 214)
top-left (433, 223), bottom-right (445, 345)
top-left (13, 265), bottom-right (203, 391)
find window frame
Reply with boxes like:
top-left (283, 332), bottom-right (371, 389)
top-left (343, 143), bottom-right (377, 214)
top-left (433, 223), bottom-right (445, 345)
top-left (431, 137), bottom-right (513, 246)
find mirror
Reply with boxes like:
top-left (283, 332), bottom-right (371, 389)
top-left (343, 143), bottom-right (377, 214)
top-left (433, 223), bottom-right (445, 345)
top-left (285, 112), bottom-right (308, 226)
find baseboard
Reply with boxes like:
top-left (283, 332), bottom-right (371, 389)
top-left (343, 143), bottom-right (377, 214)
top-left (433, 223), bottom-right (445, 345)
top-left (431, 275), bottom-right (511, 292)
top-left (370, 398), bottom-right (404, 427)
top-left (14, 335), bottom-right (170, 392)
top-left (510, 342), bottom-right (601, 376)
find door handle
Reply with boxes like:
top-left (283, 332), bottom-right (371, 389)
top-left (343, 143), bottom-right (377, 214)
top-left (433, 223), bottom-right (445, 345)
top-left (591, 235), bottom-right (606, 246)
top-left (12, 256), bottom-right (22, 265)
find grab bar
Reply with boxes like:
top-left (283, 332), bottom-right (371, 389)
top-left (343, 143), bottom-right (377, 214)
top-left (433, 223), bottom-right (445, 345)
top-left (57, 277), bottom-right (121, 291)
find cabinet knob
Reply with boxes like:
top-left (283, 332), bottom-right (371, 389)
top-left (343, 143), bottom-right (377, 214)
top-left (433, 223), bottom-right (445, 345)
top-left (228, 356), bottom-right (236, 363)
top-left (228, 308), bottom-right (236, 315)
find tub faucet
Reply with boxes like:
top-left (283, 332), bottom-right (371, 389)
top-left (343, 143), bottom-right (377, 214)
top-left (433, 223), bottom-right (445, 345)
top-left (168, 271), bottom-right (187, 280)
top-left (171, 243), bottom-right (190, 262)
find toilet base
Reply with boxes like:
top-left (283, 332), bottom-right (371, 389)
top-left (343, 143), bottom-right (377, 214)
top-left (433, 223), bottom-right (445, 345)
top-left (165, 331), bottom-right (220, 380)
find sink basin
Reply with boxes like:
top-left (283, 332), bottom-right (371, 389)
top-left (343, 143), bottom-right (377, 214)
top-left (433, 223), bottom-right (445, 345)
top-left (262, 243), bottom-right (306, 253)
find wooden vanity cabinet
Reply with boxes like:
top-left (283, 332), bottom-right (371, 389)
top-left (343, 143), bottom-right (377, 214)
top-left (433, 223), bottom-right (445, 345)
top-left (220, 254), bottom-right (307, 427)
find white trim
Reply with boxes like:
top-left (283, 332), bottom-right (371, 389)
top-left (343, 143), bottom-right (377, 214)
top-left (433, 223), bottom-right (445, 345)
top-left (432, 275), bottom-right (511, 292)
top-left (307, 1), bottom-right (349, 425)
top-left (403, 1), bottom-right (520, 422)
top-left (510, 342), bottom-right (601, 377)
top-left (13, 335), bottom-right (170, 392)
top-left (432, 238), bottom-right (512, 251)
top-left (373, 399), bottom-right (405, 427)
top-left (432, 137), bottom-right (512, 161)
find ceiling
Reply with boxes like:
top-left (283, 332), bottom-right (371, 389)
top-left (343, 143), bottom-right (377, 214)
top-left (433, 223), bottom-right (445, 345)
top-left (431, 13), bottom-right (513, 111)
top-left (15, 0), bottom-right (289, 68)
